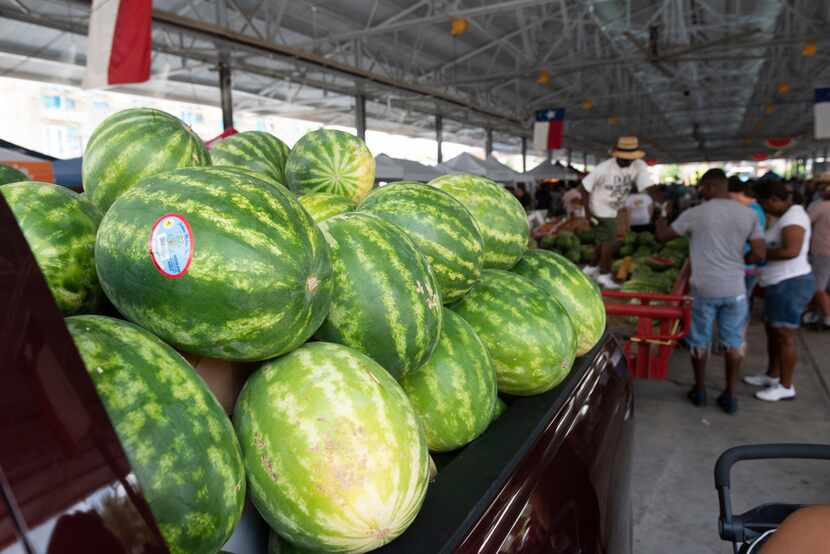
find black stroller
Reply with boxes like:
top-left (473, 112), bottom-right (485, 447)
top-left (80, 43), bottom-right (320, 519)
top-left (715, 443), bottom-right (830, 553)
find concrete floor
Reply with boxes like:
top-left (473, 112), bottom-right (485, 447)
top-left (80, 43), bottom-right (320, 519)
top-left (631, 319), bottom-right (830, 553)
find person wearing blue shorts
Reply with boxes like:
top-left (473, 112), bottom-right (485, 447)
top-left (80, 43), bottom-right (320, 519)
top-left (657, 169), bottom-right (765, 413)
top-left (744, 180), bottom-right (815, 402)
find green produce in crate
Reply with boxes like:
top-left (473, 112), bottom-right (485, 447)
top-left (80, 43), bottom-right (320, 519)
top-left (556, 231), bottom-right (578, 250)
top-left (622, 231), bottom-right (637, 245)
top-left (576, 228), bottom-right (595, 244)
top-left (429, 174), bottom-right (528, 269)
top-left (0, 163), bottom-right (27, 185)
top-left (636, 231), bottom-right (656, 245)
top-left (298, 192), bottom-right (356, 223)
top-left (66, 315), bottom-right (246, 554)
top-left (360, 182), bottom-right (484, 303)
top-left (643, 256), bottom-right (676, 271)
top-left (634, 245), bottom-right (655, 258)
top-left (316, 212), bottom-right (442, 379)
top-left (210, 131), bottom-right (290, 185)
top-left (565, 247), bottom-right (581, 264)
top-left (83, 108), bottom-right (210, 212)
top-left (451, 269), bottom-right (576, 396)
top-left (513, 250), bottom-right (606, 356)
top-left (96, 166), bottom-right (332, 361)
top-left (401, 309), bottom-right (497, 452)
top-left (234, 342), bottom-right (430, 553)
top-left (665, 236), bottom-right (690, 252)
top-left (2, 182), bottom-right (102, 314)
top-left (539, 234), bottom-right (558, 250)
top-left (285, 129), bottom-right (375, 202)
top-left (618, 243), bottom-right (635, 257)
top-left (580, 244), bottom-right (596, 262)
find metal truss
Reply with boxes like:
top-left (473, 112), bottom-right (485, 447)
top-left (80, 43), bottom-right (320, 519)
top-left (0, 0), bottom-right (828, 162)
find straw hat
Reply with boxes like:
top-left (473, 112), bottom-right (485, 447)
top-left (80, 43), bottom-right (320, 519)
top-left (611, 136), bottom-right (646, 160)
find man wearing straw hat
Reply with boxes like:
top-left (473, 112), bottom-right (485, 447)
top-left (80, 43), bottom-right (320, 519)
top-left (581, 136), bottom-right (653, 289)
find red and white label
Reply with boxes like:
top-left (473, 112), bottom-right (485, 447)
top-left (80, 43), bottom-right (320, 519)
top-left (148, 214), bottom-right (193, 279)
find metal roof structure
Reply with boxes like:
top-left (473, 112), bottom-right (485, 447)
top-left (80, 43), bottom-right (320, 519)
top-left (0, 0), bottom-right (828, 162)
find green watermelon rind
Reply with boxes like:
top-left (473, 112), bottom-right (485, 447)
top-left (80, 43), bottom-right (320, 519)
top-left (234, 341), bottom-right (430, 553)
top-left (0, 164), bottom-right (29, 185)
top-left (359, 181), bottom-right (484, 304)
top-left (210, 131), bottom-right (291, 186)
top-left (66, 315), bottom-right (246, 554)
top-left (298, 192), bottom-right (357, 223)
top-left (95, 166), bottom-right (332, 361)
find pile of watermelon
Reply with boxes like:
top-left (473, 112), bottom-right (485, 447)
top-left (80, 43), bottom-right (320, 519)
top-left (611, 232), bottom-right (688, 293)
top-left (2, 108), bottom-right (610, 553)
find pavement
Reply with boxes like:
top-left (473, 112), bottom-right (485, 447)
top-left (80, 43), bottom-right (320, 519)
top-left (630, 316), bottom-right (830, 553)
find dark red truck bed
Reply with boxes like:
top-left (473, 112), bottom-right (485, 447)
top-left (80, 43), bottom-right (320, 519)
top-left (0, 195), bottom-right (633, 554)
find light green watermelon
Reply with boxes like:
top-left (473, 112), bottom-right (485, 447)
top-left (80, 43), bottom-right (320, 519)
top-left (400, 308), bottom-right (496, 452)
top-left (83, 108), bottom-right (211, 212)
top-left (285, 129), bottom-right (375, 202)
top-left (0, 163), bottom-right (28, 184)
top-left (210, 131), bottom-right (290, 185)
top-left (451, 269), bottom-right (576, 396)
top-left (513, 249), bottom-right (606, 356)
top-left (95, 166), bottom-right (332, 361)
top-left (66, 315), bottom-right (245, 554)
top-left (315, 212), bottom-right (442, 379)
top-left (492, 397), bottom-right (507, 421)
top-left (359, 181), bottom-right (484, 304)
top-left (429, 174), bottom-right (528, 269)
top-left (2, 181), bottom-right (102, 314)
top-left (234, 342), bottom-right (430, 553)
top-left (298, 192), bottom-right (356, 223)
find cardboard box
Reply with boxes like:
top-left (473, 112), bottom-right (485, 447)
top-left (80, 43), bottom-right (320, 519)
top-left (181, 353), bottom-right (256, 415)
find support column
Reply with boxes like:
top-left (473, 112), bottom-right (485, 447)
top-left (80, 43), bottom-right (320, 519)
top-left (436, 114), bottom-right (443, 164)
top-left (485, 128), bottom-right (493, 157)
top-left (219, 54), bottom-right (234, 130)
top-left (566, 148), bottom-right (572, 168)
top-left (355, 94), bottom-right (366, 140)
top-left (583, 152), bottom-right (588, 170)
top-left (546, 149), bottom-right (552, 163)
top-left (521, 136), bottom-right (527, 173)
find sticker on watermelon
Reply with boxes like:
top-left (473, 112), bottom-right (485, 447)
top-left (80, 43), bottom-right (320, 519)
top-left (149, 213), bottom-right (194, 278)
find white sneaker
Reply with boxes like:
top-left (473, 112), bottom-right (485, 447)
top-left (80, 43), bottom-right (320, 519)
top-left (803, 311), bottom-right (820, 324)
top-left (596, 273), bottom-right (620, 290)
top-left (743, 374), bottom-right (780, 387)
top-left (583, 265), bottom-right (600, 277)
top-left (755, 384), bottom-right (796, 402)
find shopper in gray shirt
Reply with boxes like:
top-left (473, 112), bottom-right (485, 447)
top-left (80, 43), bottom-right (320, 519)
top-left (656, 169), bottom-right (765, 413)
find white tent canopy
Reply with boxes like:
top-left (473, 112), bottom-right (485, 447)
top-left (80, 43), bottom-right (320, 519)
top-left (525, 160), bottom-right (580, 181)
top-left (397, 157), bottom-right (442, 182)
top-left (374, 153), bottom-right (405, 181)
top-left (436, 152), bottom-right (490, 177)
top-left (479, 155), bottom-right (523, 182)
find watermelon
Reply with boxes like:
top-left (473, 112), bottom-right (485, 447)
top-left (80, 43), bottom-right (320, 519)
top-left (429, 174), bottom-right (528, 269)
top-left (2, 181), bottom-right (102, 314)
top-left (285, 129), bottom-right (375, 202)
top-left (492, 397), bottom-right (507, 421)
top-left (0, 163), bottom-right (27, 185)
top-left (66, 315), bottom-right (245, 554)
top-left (359, 181), bottom-right (484, 304)
top-left (210, 131), bottom-right (290, 185)
top-left (451, 269), bottom-right (576, 396)
top-left (268, 532), bottom-right (315, 553)
top-left (298, 192), bottom-right (356, 223)
top-left (400, 308), bottom-right (496, 452)
top-left (513, 250), bottom-right (606, 356)
top-left (95, 166), bottom-right (332, 361)
top-left (234, 342), bottom-right (430, 553)
top-left (315, 212), bottom-right (442, 379)
top-left (83, 108), bottom-right (211, 212)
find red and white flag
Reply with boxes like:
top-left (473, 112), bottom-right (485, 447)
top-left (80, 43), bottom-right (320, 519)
top-left (533, 108), bottom-right (565, 151)
top-left (83, 0), bottom-right (152, 89)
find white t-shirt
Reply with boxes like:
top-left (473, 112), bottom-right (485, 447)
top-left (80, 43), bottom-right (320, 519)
top-left (624, 193), bottom-right (653, 226)
top-left (582, 158), bottom-right (652, 218)
top-left (760, 204), bottom-right (812, 286)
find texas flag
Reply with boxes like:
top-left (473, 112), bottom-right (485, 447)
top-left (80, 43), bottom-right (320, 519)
top-left (816, 87), bottom-right (830, 140)
top-left (533, 108), bottom-right (565, 151)
top-left (83, 0), bottom-right (152, 89)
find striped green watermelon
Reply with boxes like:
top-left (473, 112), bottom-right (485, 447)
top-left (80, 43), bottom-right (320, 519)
top-left (83, 108), bottom-right (211, 212)
top-left (234, 342), bottom-right (430, 553)
top-left (513, 249), bottom-right (606, 356)
top-left (66, 315), bottom-right (245, 554)
top-left (95, 166), bottom-right (332, 361)
top-left (0, 163), bottom-right (27, 184)
top-left (429, 174), bottom-right (528, 269)
top-left (210, 131), bottom-right (290, 185)
top-left (451, 269), bottom-right (576, 396)
top-left (492, 397), bottom-right (507, 420)
top-left (285, 129), bottom-right (375, 202)
top-left (2, 181), bottom-right (102, 314)
top-left (268, 531), bottom-right (315, 553)
top-left (359, 181), bottom-right (484, 304)
top-left (400, 308), bottom-right (496, 452)
top-left (298, 192), bottom-right (356, 223)
top-left (315, 212), bottom-right (442, 379)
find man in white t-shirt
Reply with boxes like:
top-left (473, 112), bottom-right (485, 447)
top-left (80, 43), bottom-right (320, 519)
top-left (624, 190), bottom-right (654, 232)
top-left (581, 136), bottom-right (652, 288)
